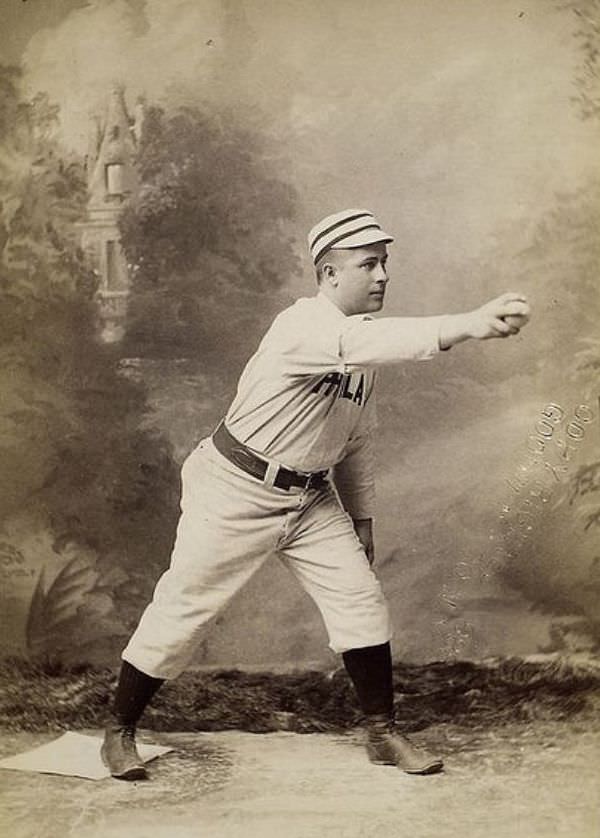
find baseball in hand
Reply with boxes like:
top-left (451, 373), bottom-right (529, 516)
top-left (502, 312), bottom-right (530, 330)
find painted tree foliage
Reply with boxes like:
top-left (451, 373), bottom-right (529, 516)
top-left (119, 104), bottom-right (301, 367)
top-left (0, 66), bottom-right (179, 665)
top-left (1, 78), bottom-right (303, 665)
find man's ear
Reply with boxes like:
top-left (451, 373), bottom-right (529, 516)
top-left (322, 261), bottom-right (338, 286)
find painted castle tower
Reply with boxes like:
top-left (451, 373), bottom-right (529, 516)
top-left (80, 86), bottom-right (143, 342)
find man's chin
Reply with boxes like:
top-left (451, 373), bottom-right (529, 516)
top-left (367, 296), bottom-right (385, 311)
top-left (353, 297), bottom-right (385, 315)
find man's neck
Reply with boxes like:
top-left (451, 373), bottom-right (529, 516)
top-left (318, 286), bottom-right (348, 316)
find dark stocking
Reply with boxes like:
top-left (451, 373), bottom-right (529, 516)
top-left (342, 641), bottom-right (394, 717)
top-left (112, 660), bottom-right (164, 727)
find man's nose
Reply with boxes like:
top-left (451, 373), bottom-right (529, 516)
top-left (375, 264), bottom-right (388, 283)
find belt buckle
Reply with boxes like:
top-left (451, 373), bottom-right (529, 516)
top-left (231, 446), bottom-right (264, 481)
top-left (306, 471), bottom-right (325, 490)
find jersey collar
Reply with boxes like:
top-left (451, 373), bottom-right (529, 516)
top-left (314, 291), bottom-right (374, 323)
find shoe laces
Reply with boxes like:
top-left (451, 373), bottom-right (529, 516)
top-left (366, 717), bottom-right (417, 744)
top-left (365, 713), bottom-right (394, 730)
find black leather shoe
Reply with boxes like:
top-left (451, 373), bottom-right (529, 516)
top-left (365, 715), bottom-right (443, 775)
top-left (101, 723), bottom-right (148, 781)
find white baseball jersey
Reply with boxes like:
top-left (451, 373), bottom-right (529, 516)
top-left (225, 292), bottom-right (447, 519)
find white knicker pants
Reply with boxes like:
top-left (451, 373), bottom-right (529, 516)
top-left (122, 438), bottom-right (391, 679)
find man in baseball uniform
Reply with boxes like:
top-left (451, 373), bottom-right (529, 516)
top-left (102, 208), bottom-right (530, 780)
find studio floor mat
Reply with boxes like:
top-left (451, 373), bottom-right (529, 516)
top-left (0, 731), bottom-right (173, 780)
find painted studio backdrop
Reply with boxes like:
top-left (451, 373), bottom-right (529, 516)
top-left (1, 0), bottom-right (599, 669)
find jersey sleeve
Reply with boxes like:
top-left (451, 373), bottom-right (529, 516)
top-left (268, 302), bottom-right (448, 377)
top-left (332, 385), bottom-right (377, 519)
top-left (340, 315), bottom-right (448, 371)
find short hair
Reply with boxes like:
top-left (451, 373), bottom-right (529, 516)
top-left (314, 242), bottom-right (389, 284)
top-left (314, 249), bottom-right (345, 284)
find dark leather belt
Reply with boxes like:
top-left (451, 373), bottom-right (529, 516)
top-left (212, 422), bottom-right (328, 491)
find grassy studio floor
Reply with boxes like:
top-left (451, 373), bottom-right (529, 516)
top-left (1, 655), bottom-right (599, 734)
top-left (1, 655), bottom-right (599, 838)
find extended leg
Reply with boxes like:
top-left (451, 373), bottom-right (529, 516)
top-left (101, 661), bottom-right (164, 780)
top-left (121, 440), bottom-right (290, 680)
top-left (103, 439), bottom-right (296, 779)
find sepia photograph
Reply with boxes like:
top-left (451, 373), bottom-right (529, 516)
top-left (0, 1), bottom-right (599, 836)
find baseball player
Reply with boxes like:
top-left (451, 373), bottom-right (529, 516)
top-left (101, 208), bottom-right (530, 780)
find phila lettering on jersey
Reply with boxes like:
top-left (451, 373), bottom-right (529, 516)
top-left (311, 370), bottom-right (367, 406)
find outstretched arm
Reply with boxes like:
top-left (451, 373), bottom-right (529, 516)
top-left (340, 292), bottom-right (531, 367)
top-left (439, 292), bottom-right (530, 350)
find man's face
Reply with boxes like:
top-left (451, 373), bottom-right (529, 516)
top-left (325, 242), bottom-right (389, 316)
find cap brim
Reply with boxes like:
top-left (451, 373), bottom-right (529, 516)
top-left (330, 228), bottom-right (394, 250)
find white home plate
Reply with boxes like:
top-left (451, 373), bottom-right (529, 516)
top-left (0, 731), bottom-right (173, 780)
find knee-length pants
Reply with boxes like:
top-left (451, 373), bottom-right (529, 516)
top-left (122, 438), bottom-right (391, 679)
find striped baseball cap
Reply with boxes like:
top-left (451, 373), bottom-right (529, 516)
top-left (308, 208), bottom-right (394, 265)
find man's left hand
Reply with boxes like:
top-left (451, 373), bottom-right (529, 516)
top-left (353, 518), bottom-right (375, 565)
